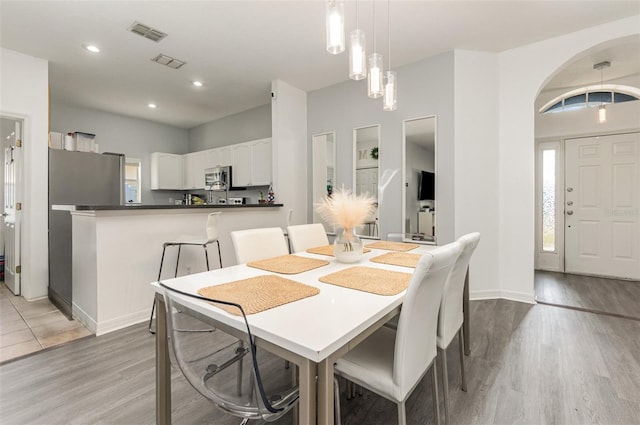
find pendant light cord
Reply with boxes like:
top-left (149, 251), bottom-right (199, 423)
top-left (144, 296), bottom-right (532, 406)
top-left (387, 0), bottom-right (391, 70)
top-left (373, 1), bottom-right (376, 53)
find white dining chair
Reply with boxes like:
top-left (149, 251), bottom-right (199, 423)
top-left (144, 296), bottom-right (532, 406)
top-left (230, 227), bottom-right (289, 264)
top-left (286, 223), bottom-right (329, 253)
top-left (437, 232), bottom-right (480, 425)
top-left (334, 241), bottom-right (462, 425)
top-left (149, 212), bottom-right (222, 334)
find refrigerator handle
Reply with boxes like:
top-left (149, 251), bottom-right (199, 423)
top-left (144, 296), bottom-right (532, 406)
top-left (103, 152), bottom-right (126, 205)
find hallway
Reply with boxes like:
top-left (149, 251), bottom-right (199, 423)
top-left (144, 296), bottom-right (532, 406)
top-left (535, 270), bottom-right (640, 321)
top-left (0, 285), bottom-right (92, 363)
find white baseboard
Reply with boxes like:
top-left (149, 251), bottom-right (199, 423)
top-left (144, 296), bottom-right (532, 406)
top-left (470, 289), bottom-right (535, 305)
top-left (72, 302), bottom-right (97, 334)
top-left (95, 310), bottom-right (149, 336)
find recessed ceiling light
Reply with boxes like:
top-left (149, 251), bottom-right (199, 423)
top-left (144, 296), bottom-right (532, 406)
top-left (148, 103), bottom-right (157, 109)
top-left (83, 44), bottom-right (101, 53)
top-left (192, 81), bottom-right (204, 87)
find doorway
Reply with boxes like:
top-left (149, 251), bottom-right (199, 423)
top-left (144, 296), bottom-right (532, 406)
top-left (535, 132), bottom-right (640, 281)
top-left (565, 133), bottom-right (639, 280)
top-left (0, 117), bottom-right (22, 296)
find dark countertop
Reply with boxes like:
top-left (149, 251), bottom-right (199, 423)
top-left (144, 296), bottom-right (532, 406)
top-left (54, 203), bottom-right (283, 211)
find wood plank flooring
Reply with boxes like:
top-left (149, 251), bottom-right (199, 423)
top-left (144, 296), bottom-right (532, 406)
top-left (1, 299), bottom-right (639, 424)
top-left (535, 270), bottom-right (640, 320)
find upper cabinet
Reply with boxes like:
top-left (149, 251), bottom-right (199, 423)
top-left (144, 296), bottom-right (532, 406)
top-left (150, 138), bottom-right (271, 191)
top-left (232, 138), bottom-right (272, 187)
top-left (182, 152), bottom-right (207, 190)
top-left (251, 138), bottom-right (272, 186)
top-left (150, 152), bottom-right (183, 190)
top-left (232, 143), bottom-right (252, 187)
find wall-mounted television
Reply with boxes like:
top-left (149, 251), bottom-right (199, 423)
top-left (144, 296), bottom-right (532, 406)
top-left (418, 171), bottom-right (435, 200)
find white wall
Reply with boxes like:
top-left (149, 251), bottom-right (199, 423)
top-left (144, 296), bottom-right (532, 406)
top-left (307, 52), bottom-right (456, 243)
top-left (188, 104), bottom-right (271, 152)
top-left (271, 80), bottom-right (308, 227)
top-left (497, 15), bottom-right (640, 303)
top-left (50, 103), bottom-right (189, 205)
top-left (453, 50), bottom-right (503, 301)
top-left (0, 48), bottom-right (49, 300)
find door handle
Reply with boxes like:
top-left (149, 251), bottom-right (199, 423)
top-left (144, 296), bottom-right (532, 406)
top-left (566, 210), bottom-right (574, 215)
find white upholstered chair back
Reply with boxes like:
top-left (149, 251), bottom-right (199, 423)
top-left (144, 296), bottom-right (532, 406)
top-left (286, 223), bottom-right (329, 253)
top-left (205, 212), bottom-right (221, 243)
top-left (230, 227), bottom-right (289, 264)
top-left (437, 232), bottom-right (480, 349)
top-left (393, 241), bottom-right (461, 400)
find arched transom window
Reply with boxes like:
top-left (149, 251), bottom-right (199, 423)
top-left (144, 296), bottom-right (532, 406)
top-left (539, 84), bottom-right (640, 114)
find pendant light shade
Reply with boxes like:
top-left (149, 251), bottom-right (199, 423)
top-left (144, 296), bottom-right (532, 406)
top-left (598, 104), bottom-right (607, 123)
top-left (382, 0), bottom-right (396, 111)
top-left (383, 70), bottom-right (397, 111)
top-left (368, 53), bottom-right (383, 98)
top-left (349, 30), bottom-right (366, 80)
top-left (326, 0), bottom-right (345, 54)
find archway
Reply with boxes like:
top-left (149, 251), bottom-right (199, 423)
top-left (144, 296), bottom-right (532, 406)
top-left (532, 35), bottom-right (640, 317)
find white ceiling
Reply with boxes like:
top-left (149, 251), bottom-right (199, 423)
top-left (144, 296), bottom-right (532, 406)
top-left (1, 1), bottom-right (639, 129)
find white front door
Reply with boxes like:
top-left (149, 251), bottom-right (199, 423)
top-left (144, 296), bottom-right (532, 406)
top-left (564, 133), bottom-right (640, 280)
top-left (3, 119), bottom-right (22, 295)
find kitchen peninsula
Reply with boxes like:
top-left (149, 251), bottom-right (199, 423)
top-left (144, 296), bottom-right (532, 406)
top-left (53, 203), bottom-right (284, 335)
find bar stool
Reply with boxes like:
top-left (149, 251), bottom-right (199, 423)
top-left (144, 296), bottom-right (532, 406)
top-left (148, 212), bottom-right (222, 334)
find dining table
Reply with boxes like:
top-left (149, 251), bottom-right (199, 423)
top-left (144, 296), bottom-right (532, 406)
top-left (151, 240), bottom-right (470, 425)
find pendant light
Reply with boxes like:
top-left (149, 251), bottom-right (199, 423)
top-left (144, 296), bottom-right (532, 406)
top-left (382, 0), bottom-right (397, 111)
top-left (349, 1), bottom-right (366, 80)
top-left (368, 2), bottom-right (383, 98)
top-left (326, 0), bottom-right (345, 55)
top-left (593, 61), bottom-right (610, 124)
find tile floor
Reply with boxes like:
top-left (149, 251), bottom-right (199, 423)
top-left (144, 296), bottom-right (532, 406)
top-left (0, 284), bottom-right (92, 363)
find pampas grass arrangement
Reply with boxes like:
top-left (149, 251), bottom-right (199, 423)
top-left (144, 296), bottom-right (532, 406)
top-left (316, 187), bottom-right (376, 238)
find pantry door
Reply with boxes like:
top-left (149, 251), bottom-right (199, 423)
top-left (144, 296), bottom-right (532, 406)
top-left (564, 133), bottom-right (639, 280)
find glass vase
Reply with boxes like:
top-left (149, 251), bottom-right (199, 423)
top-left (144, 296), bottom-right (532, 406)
top-left (334, 228), bottom-right (364, 263)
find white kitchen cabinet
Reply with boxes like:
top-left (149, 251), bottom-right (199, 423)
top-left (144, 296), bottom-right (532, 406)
top-left (251, 138), bottom-right (272, 186)
top-left (232, 143), bottom-right (252, 187)
top-left (150, 152), bottom-right (183, 190)
top-left (204, 146), bottom-right (233, 171)
top-left (182, 151), bottom-right (207, 190)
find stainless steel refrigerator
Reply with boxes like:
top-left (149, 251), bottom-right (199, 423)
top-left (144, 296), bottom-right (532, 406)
top-left (48, 149), bottom-right (125, 317)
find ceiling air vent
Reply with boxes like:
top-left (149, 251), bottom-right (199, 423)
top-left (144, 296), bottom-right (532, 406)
top-left (128, 21), bottom-right (167, 42)
top-left (151, 54), bottom-right (186, 70)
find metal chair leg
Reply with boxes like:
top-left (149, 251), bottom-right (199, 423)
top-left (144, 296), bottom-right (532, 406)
top-left (432, 361), bottom-right (440, 425)
top-left (216, 240), bottom-right (222, 268)
top-left (440, 348), bottom-right (450, 425)
top-left (149, 245), bottom-right (168, 334)
top-left (397, 401), bottom-right (407, 425)
top-left (334, 377), bottom-right (342, 425)
top-left (174, 245), bottom-right (182, 277)
top-left (203, 244), bottom-right (210, 271)
top-left (459, 328), bottom-right (467, 392)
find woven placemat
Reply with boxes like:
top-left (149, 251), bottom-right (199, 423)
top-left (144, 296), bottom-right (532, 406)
top-left (247, 254), bottom-right (329, 274)
top-left (197, 275), bottom-right (320, 315)
top-left (366, 241), bottom-right (420, 252)
top-left (370, 252), bottom-right (422, 268)
top-left (319, 266), bottom-right (411, 296)
top-left (306, 245), bottom-right (371, 257)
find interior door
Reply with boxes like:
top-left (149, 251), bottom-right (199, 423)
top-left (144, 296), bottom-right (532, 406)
top-left (3, 119), bottom-right (22, 295)
top-left (564, 133), bottom-right (639, 280)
